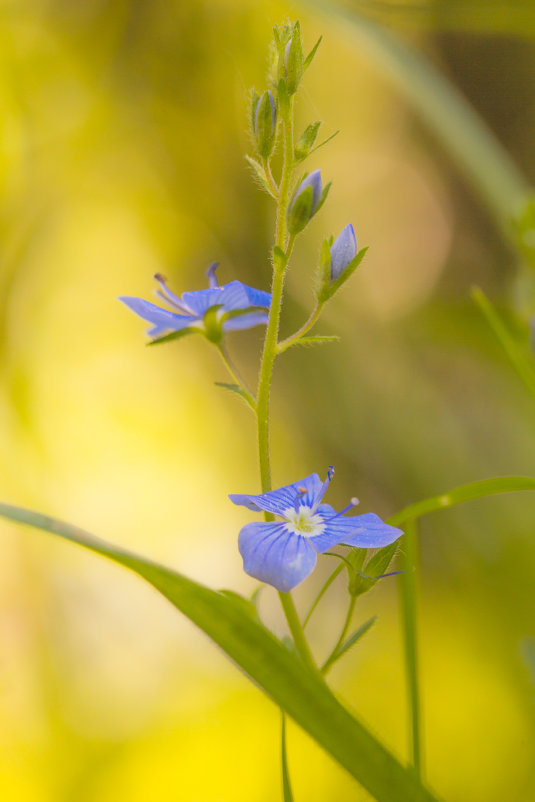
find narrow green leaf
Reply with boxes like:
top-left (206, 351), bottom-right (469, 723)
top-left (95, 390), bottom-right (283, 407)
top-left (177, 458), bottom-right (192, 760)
top-left (332, 616), bottom-right (377, 664)
top-left (273, 245), bottom-right (288, 271)
top-left (0, 502), bottom-right (441, 802)
top-left (214, 382), bottom-right (248, 401)
top-left (245, 155), bottom-right (277, 199)
top-left (471, 286), bottom-right (535, 401)
top-left (218, 589), bottom-right (261, 623)
top-left (304, 35), bottom-right (322, 70)
top-left (289, 335), bottom-right (340, 349)
top-left (389, 476), bottom-right (535, 526)
top-left (306, 129), bottom-right (340, 159)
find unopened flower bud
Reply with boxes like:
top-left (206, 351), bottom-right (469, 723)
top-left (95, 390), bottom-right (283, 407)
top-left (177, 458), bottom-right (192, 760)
top-left (252, 90), bottom-right (277, 159)
top-left (282, 25), bottom-right (304, 95)
top-left (287, 169), bottom-right (326, 235)
top-left (317, 224), bottom-right (364, 303)
top-left (330, 224), bottom-right (357, 280)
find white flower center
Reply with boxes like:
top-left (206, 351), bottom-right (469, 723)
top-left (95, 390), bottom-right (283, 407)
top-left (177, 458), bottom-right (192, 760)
top-left (283, 505), bottom-right (325, 538)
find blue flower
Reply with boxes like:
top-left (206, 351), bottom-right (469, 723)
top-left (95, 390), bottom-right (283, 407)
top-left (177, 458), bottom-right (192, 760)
top-left (230, 467), bottom-right (403, 592)
top-left (120, 264), bottom-right (271, 343)
top-left (330, 224), bottom-right (357, 280)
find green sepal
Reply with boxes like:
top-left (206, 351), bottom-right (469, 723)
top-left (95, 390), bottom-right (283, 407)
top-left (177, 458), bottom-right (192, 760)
top-left (203, 305), bottom-right (224, 344)
top-left (250, 90), bottom-right (260, 132)
top-left (295, 122), bottom-right (321, 163)
top-left (287, 185), bottom-right (314, 235)
top-left (245, 155), bottom-right (277, 199)
top-left (318, 247), bottom-right (368, 304)
top-left (147, 327), bottom-right (197, 347)
top-left (348, 541), bottom-right (399, 598)
top-left (304, 36), bottom-right (322, 70)
top-left (220, 305), bottom-right (268, 323)
top-left (285, 21), bottom-right (304, 95)
top-left (314, 181), bottom-right (331, 217)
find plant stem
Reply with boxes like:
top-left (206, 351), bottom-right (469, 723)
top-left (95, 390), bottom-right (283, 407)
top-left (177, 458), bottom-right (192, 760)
top-left (279, 590), bottom-right (318, 674)
top-left (321, 594), bottom-right (356, 675)
top-left (277, 302), bottom-right (324, 353)
top-left (217, 344), bottom-right (257, 410)
top-left (256, 96), bottom-right (295, 493)
top-left (254, 95), bottom-right (319, 675)
top-left (400, 518), bottom-right (423, 780)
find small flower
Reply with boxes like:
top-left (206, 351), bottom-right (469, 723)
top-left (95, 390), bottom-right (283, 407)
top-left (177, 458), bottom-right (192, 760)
top-left (287, 169), bottom-right (329, 235)
top-left (120, 264), bottom-right (271, 344)
top-left (230, 467), bottom-right (403, 592)
top-left (330, 224), bottom-right (357, 280)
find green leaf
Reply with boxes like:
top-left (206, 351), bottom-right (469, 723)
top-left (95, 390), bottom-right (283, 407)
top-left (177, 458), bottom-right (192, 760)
top-left (245, 155), bottom-right (277, 199)
top-left (388, 476), bottom-right (535, 526)
top-left (0, 502), bottom-right (440, 802)
top-left (304, 35), bottom-right (322, 70)
top-left (294, 121), bottom-right (321, 162)
top-left (471, 286), bottom-right (535, 401)
top-left (218, 589), bottom-right (261, 623)
top-left (214, 382), bottom-right (249, 402)
top-left (332, 616), bottom-right (377, 663)
top-left (289, 335), bottom-right (340, 349)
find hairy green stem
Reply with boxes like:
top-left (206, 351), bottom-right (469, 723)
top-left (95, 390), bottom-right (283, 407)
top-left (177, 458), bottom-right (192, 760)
top-left (400, 518), bottom-right (423, 780)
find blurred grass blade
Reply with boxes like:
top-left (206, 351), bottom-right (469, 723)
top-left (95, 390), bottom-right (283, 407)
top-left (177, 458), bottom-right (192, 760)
top-left (342, 1), bottom-right (535, 37)
top-left (301, 0), bottom-right (531, 237)
top-left (389, 476), bottom-right (535, 526)
top-left (0, 502), bottom-right (441, 802)
top-left (281, 712), bottom-right (294, 802)
top-left (400, 519), bottom-right (423, 780)
top-left (472, 286), bottom-right (535, 400)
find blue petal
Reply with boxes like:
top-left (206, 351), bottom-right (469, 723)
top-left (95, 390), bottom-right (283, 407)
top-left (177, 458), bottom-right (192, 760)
top-left (291, 169), bottom-right (322, 215)
top-left (119, 297), bottom-right (193, 337)
top-left (223, 311), bottom-right (269, 331)
top-left (239, 284), bottom-right (272, 309)
top-left (330, 224), bottom-right (357, 280)
top-left (314, 511), bottom-right (403, 551)
top-left (181, 287), bottom-right (230, 316)
top-left (230, 473), bottom-right (323, 515)
top-left (238, 522), bottom-right (317, 592)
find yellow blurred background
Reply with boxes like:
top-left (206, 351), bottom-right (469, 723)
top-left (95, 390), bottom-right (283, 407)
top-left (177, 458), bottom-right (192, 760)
top-left (1, 1), bottom-right (535, 799)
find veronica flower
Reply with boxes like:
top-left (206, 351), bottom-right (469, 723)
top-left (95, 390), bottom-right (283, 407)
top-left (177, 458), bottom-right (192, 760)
top-left (230, 468), bottom-right (403, 592)
top-left (120, 264), bottom-right (271, 343)
top-left (287, 169), bottom-right (329, 235)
